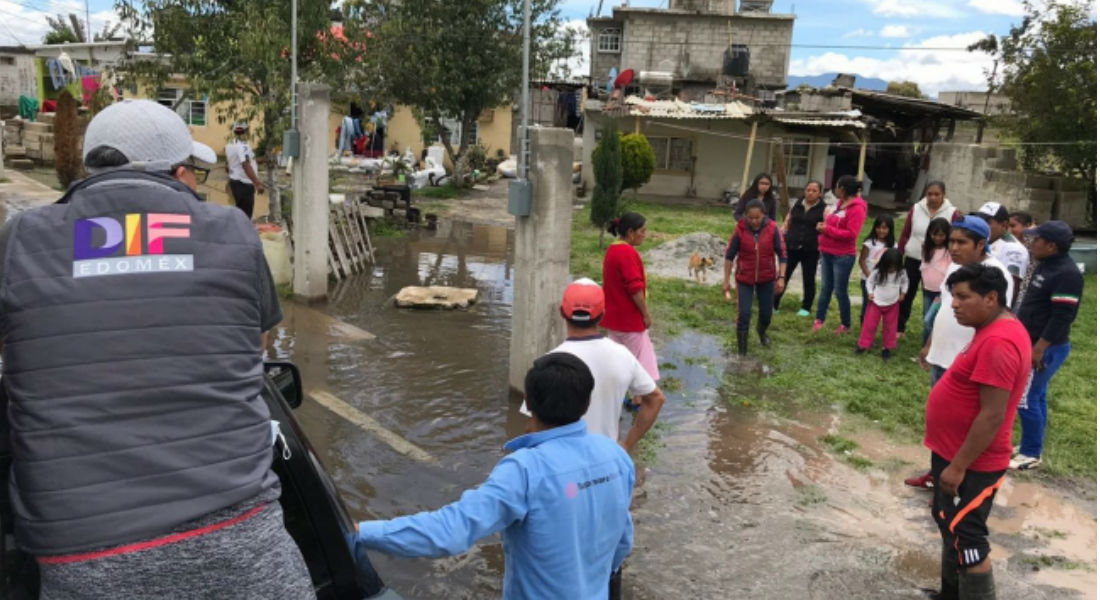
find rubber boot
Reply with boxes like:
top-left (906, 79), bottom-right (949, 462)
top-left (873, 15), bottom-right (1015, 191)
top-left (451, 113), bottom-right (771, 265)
top-left (736, 330), bottom-right (748, 356)
top-left (959, 569), bottom-right (995, 600)
top-left (926, 546), bottom-right (959, 600)
top-left (757, 323), bottom-right (771, 347)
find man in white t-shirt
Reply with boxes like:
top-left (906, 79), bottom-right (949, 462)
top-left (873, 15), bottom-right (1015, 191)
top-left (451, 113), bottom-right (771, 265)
top-left (920, 216), bottom-right (1014, 385)
top-left (224, 122), bottom-right (265, 219)
top-left (521, 279), bottom-right (665, 451)
top-left (975, 202), bottom-right (1029, 303)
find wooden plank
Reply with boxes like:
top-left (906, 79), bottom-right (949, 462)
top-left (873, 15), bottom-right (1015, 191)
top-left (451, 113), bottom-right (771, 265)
top-left (328, 219), bottom-right (352, 278)
top-left (341, 201), bottom-right (368, 265)
top-left (350, 203), bottom-right (375, 264)
top-left (331, 208), bottom-right (360, 274)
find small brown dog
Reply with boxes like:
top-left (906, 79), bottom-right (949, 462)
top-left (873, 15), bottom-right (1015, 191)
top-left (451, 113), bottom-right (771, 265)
top-left (688, 252), bottom-right (715, 283)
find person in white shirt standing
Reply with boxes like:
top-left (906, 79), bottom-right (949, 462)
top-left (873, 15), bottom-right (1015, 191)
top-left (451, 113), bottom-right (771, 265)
top-left (855, 247), bottom-right (908, 360)
top-left (974, 202), bottom-right (1029, 304)
top-left (224, 122), bottom-right (265, 219)
top-left (521, 278), bottom-right (666, 452)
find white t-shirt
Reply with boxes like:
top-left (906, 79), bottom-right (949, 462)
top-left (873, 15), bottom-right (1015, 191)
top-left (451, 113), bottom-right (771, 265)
top-left (225, 140), bottom-right (258, 185)
top-left (866, 268), bottom-right (909, 306)
top-left (990, 234), bottom-right (1030, 280)
top-left (926, 255), bottom-right (1014, 369)
top-left (861, 239), bottom-right (888, 280)
top-left (519, 336), bottom-right (657, 441)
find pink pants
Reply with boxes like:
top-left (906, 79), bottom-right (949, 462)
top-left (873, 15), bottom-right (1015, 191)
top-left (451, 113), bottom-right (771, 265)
top-left (858, 302), bottom-right (900, 350)
top-left (606, 329), bottom-right (660, 381)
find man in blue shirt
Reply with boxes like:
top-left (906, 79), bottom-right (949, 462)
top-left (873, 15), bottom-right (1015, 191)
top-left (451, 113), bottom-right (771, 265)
top-left (356, 353), bottom-right (635, 599)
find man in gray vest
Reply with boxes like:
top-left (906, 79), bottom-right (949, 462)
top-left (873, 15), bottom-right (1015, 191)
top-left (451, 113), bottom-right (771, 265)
top-left (0, 100), bottom-right (314, 598)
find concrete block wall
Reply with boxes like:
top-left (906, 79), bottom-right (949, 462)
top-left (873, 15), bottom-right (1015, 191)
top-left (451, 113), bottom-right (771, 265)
top-left (618, 12), bottom-right (793, 88)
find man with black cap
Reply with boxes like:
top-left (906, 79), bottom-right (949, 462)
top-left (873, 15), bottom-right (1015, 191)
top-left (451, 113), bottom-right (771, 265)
top-left (0, 100), bottom-right (313, 598)
top-left (1010, 220), bottom-right (1083, 471)
top-left (974, 202), bottom-right (1029, 303)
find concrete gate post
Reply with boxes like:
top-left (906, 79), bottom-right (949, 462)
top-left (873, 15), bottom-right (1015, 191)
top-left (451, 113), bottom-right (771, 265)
top-left (508, 127), bottom-right (575, 393)
top-left (291, 83), bottom-right (330, 301)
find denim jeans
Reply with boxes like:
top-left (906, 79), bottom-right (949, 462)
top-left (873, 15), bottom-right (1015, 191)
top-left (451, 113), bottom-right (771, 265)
top-left (737, 281), bottom-right (775, 332)
top-left (899, 257), bottom-right (923, 333)
top-left (1017, 342), bottom-right (1071, 457)
top-left (815, 252), bottom-right (856, 328)
top-left (930, 364), bottom-right (947, 388)
top-left (921, 290), bottom-right (941, 345)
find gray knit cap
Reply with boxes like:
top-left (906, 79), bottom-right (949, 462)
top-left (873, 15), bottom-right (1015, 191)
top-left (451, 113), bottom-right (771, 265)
top-left (83, 99), bottom-right (217, 172)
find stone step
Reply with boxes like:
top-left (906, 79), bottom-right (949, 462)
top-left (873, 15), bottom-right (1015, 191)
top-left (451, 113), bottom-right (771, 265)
top-left (10, 158), bottom-right (34, 170)
top-left (4, 145), bottom-right (25, 157)
top-left (24, 122), bottom-right (51, 133)
top-left (38, 112), bottom-right (55, 125)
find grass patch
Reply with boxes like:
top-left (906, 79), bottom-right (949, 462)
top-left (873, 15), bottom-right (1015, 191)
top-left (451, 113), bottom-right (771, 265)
top-left (658, 361), bottom-right (678, 371)
top-left (413, 184), bottom-right (467, 199)
top-left (820, 434), bottom-right (858, 453)
top-left (633, 420), bottom-right (670, 465)
top-left (661, 376), bottom-right (683, 393)
top-left (368, 218), bottom-right (406, 238)
top-left (797, 484), bottom-right (828, 506)
top-left (1020, 554), bottom-right (1094, 571)
top-left (570, 201), bottom-right (1097, 480)
top-left (275, 282), bottom-right (294, 300)
top-left (0, 176), bottom-right (10, 183)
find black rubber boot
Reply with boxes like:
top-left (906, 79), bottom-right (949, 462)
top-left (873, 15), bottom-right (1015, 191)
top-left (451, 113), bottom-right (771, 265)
top-left (926, 547), bottom-right (959, 600)
top-left (737, 330), bottom-right (748, 355)
top-left (757, 324), bottom-right (771, 347)
top-left (959, 569), bottom-right (995, 600)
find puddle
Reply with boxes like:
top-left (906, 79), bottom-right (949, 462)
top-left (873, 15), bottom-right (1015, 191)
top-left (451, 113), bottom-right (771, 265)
top-left (266, 217), bottom-right (1095, 600)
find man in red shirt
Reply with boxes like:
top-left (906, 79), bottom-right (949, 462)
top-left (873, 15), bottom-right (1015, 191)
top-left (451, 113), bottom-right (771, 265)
top-left (923, 263), bottom-right (1031, 600)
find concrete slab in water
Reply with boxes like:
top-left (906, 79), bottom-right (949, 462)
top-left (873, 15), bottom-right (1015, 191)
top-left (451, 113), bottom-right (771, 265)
top-left (395, 286), bottom-right (478, 309)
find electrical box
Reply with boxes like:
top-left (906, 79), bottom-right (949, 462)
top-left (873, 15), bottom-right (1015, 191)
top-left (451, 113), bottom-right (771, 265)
top-left (507, 179), bottom-right (532, 217)
top-left (282, 129), bottom-right (300, 159)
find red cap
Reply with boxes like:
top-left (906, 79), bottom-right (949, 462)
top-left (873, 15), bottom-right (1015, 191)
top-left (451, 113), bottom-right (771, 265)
top-left (560, 278), bottom-right (604, 323)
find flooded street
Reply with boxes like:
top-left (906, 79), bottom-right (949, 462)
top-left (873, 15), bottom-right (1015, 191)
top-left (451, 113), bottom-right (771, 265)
top-left (265, 217), bottom-right (1095, 600)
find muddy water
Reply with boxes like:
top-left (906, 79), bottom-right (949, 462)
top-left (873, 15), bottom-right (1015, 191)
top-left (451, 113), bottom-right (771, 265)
top-left (270, 218), bottom-right (1096, 600)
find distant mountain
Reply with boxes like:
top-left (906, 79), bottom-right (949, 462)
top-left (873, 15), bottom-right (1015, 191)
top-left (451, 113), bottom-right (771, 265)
top-left (785, 73), bottom-right (889, 91)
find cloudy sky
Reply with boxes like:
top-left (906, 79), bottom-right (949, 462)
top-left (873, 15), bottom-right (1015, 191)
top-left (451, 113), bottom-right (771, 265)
top-left (0, 0), bottom-right (119, 46)
top-left (556, 0), bottom-right (1088, 97)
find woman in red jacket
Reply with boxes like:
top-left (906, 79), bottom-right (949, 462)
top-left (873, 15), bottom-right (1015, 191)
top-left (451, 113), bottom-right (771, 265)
top-left (813, 175), bottom-right (868, 334)
top-left (602, 212), bottom-right (660, 381)
top-left (722, 199), bottom-right (787, 355)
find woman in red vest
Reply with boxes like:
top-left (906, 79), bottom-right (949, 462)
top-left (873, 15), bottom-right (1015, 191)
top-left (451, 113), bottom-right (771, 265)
top-left (602, 212), bottom-right (660, 382)
top-left (722, 199), bottom-right (787, 356)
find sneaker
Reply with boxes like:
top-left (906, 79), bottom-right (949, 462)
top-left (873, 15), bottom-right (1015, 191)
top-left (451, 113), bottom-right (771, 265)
top-left (904, 471), bottom-right (935, 490)
top-left (833, 325), bottom-right (850, 335)
top-left (854, 347), bottom-right (867, 355)
top-left (797, 309), bottom-right (811, 317)
top-left (812, 319), bottom-right (824, 332)
top-left (1011, 445), bottom-right (1021, 457)
top-left (622, 396), bottom-right (640, 413)
top-left (1010, 454), bottom-right (1042, 470)
top-left (881, 348), bottom-right (893, 360)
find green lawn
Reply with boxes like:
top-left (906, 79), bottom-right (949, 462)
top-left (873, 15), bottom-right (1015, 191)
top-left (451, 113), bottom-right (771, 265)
top-left (571, 202), bottom-right (1098, 479)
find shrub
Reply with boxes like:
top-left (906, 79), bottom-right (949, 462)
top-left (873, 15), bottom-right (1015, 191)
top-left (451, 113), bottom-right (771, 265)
top-left (590, 123), bottom-right (622, 242)
top-left (620, 133), bottom-right (656, 193)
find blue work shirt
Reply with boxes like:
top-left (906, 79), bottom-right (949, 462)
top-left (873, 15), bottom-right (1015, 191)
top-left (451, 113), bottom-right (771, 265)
top-left (357, 420), bottom-right (635, 599)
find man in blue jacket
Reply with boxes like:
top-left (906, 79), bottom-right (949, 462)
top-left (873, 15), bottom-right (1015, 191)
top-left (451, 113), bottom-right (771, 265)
top-left (357, 352), bottom-right (635, 599)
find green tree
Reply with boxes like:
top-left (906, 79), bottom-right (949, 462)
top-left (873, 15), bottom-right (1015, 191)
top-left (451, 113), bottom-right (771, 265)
top-left (590, 124), bottom-right (622, 248)
top-left (886, 80), bottom-right (923, 98)
top-left (43, 13), bottom-right (122, 43)
top-left (115, 0), bottom-right (343, 221)
top-left (620, 133), bottom-right (655, 194)
top-left (53, 90), bottom-right (84, 189)
top-left (987, 1), bottom-right (1095, 187)
top-left (342, 0), bottom-right (577, 183)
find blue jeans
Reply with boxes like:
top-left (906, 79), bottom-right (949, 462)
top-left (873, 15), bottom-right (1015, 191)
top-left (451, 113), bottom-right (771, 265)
top-left (921, 290), bottom-right (941, 345)
top-left (1017, 342), bottom-right (1071, 457)
top-left (737, 281), bottom-right (775, 332)
top-left (930, 364), bottom-right (947, 388)
top-left (816, 253), bottom-right (856, 327)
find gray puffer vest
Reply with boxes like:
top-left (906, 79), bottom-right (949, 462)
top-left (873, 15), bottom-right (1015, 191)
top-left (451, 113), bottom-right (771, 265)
top-left (0, 170), bottom-right (278, 555)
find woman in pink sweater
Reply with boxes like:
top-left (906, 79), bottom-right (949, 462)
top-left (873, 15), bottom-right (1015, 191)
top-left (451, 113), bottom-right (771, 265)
top-left (813, 175), bottom-right (868, 333)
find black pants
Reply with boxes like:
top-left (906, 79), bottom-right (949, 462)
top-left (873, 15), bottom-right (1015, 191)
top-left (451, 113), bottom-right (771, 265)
top-left (930, 452), bottom-right (1005, 569)
top-left (229, 180), bottom-right (256, 219)
top-left (737, 281), bottom-right (775, 333)
top-left (774, 248), bottom-right (818, 311)
top-left (898, 257), bottom-right (922, 333)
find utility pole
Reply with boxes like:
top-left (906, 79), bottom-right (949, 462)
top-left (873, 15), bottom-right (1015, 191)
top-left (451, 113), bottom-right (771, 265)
top-left (85, 0), bottom-right (91, 42)
top-left (291, 0), bottom-right (298, 129)
top-left (517, 0), bottom-right (531, 180)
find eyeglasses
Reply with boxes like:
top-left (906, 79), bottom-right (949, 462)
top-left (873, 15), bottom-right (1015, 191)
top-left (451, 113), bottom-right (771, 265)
top-left (175, 162), bottom-right (210, 185)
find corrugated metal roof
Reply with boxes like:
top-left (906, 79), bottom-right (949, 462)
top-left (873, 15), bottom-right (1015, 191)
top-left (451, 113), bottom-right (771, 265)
top-left (773, 117), bottom-right (866, 129)
top-left (622, 95), bottom-right (754, 120)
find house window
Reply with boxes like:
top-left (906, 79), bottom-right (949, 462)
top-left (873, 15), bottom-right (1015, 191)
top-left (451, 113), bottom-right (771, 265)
top-left (188, 99), bottom-right (207, 126)
top-left (597, 28), bottom-right (621, 53)
top-left (783, 136), bottom-right (812, 188)
top-left (156, 88), bottom-right (179, 109)
top-left (440, 117), bottom-right (478, 148)
top-left (0, 56), bottom-right (14, 66)
top-left (646, 135), bottom-right (694, 171)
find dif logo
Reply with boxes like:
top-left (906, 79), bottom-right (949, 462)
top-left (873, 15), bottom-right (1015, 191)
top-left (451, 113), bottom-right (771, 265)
top-left (73, 213), bottom-right (193, 279)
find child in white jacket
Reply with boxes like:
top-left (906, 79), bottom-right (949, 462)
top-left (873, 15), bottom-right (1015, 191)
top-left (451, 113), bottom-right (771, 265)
top-left (856, 248), bottom-right (908, 359)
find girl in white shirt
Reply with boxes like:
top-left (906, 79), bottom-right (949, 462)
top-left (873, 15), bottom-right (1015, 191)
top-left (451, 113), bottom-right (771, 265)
top-left (858, 215), bottom-right (894, 327)
top-left (856, 248), bottom-right (908, 359)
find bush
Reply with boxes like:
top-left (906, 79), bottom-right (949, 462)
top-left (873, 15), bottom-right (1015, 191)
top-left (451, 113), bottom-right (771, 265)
top-left (464, 143), bottom-right (488, 173)
top-left (620, 133), bottom-right (656, 192)
top-left (590, 123), bottom-right (622, 235)
top-left (53, 91), bottom-right (84, 189)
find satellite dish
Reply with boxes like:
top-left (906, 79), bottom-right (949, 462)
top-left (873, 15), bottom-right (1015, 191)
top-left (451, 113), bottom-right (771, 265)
top-left (614, 68), bottom-right (635, 89)
top-left (606, 67), bottom-right (618, 94)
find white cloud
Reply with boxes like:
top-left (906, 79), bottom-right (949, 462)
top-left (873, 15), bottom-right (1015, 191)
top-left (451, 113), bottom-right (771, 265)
top-left (548, 19), bottom-right (589, 80)
top-left (789, 31), bottom-right (997, 96)
top-left (968, 0), bottom-right (1026, 16)
top-left (879, 25), bottom-right (914, 38)
top-left (867, 0), bottom-right (963, 18)
top-left (842, 28), bottom-right (875, 39)
top-left (0, 0), bottom-right (125, 46)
